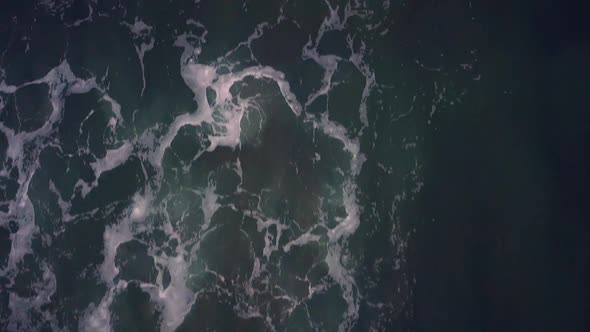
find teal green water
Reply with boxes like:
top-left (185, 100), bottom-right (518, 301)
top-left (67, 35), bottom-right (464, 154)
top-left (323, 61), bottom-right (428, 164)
top-left (0, 1), bottom-right (482, 331)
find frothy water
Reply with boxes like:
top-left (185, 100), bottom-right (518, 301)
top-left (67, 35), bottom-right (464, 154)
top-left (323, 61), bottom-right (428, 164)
top-left (0, 0), bottom-right (436, 330)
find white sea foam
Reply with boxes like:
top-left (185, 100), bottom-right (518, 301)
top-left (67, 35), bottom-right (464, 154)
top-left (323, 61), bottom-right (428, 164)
top-left (125, 18), bottom-right (155, 96)
top-left (0, 61), bottom-right (105, 275)
top-left (149, 42), bottom-right (303, 168)
top-left (283, 232), bottom-right (321, 252)
top-left (130, 193), bottom-right (149, 220)
top-left (81, 281), bottom-right (127, 332)
top-left (0, 57), bottom-right (129, 330)
top-left (92, 142), bottom-right (133, 180)
top-left (256, 217), bottom-right (288, 260)
top-left (200, 183), bottom-right (220, 227)
top-left (94, 191), bottom-right (152, 331)
top-left (6, 261), bottom-right (57, 331)
top-left (99, 220), bottom-right (132, 286)
top-left (76, 142), bottom-right (133, 197)
top-left (0, 3), bottom-right (387, 328)
top-left (152, 255), bottom-right (194, 332)
top-left (102, 94), bottom-right (124, 125)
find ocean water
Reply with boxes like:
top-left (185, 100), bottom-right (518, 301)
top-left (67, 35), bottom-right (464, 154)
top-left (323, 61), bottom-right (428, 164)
top-left (0, 1), bottom-right (483, 331)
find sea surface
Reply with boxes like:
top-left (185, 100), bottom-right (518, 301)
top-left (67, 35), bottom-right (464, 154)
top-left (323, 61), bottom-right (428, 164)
top-left (3, 1), bottom-right (586, 332)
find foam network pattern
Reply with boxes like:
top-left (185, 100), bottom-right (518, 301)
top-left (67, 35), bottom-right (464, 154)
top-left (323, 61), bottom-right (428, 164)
top-left (0, 0), bottom-right (449, 330)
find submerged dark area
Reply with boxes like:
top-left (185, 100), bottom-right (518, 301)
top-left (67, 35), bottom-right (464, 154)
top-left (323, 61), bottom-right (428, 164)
top-left (413, 1), bottom-right (589, 331)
